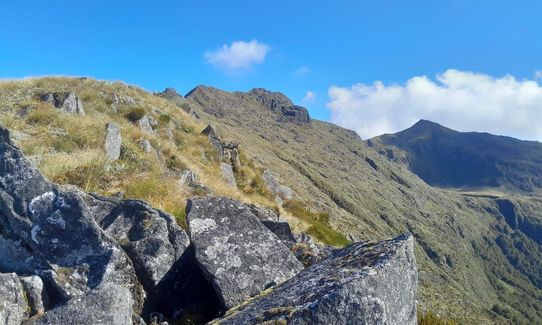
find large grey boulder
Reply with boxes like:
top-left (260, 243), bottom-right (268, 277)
top-left (186, 196), bottom-right (304, 309)
top-left (96, 199), bottom-right (190, 290)
top-left (30, 283), bottom-right (133, 325)
top-left (0, 273), bottom-right (28, 325)
top-left (0, 125), bottom-right (143, 311)
top-left (75, 190), bottom-right (220, 322)
top-left (104, 122), bottom-right (121, 161)
top-left (41, 92), bottom-right (85, 115)
top-left (215, 234), bottom-right (418, 325)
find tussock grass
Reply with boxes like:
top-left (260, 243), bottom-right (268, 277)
top-left (0, 76), bottom-right (351, 244)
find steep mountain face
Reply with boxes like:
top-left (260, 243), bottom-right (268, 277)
top-left (184, 86), bottom-right (542, 324)
top-left (367, 119), bottom-right (542, 192)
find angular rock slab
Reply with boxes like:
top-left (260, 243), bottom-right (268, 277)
top-left (104, 122), bottom-right (121, 161)
top-left (0, 273), bottom-right (28, 325)
top-left (186, 196), bottom-right (304, 309)
top-left (215, 234), bottom-right (417, 325)
top-left (30, 283), bottom-right (133, 325)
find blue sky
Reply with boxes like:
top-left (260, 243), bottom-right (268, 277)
top-left (1, 1), bottom-right (542, 139)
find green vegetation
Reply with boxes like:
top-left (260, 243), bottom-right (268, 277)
top-left (417, 309), bottom-right (457, 325)
top-left (125, 106), bottom-right (147, 122)
top-left (283, 200), bottom-right (350, 247)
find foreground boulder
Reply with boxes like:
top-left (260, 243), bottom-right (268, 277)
top-left (186, 196), bottom-right (304, 309)
top-left (215, 234), bottom-right (417, 325)
top-left (30, 283), bottom-right (133, 325)
top-left (0, 125), bottom-right (143, 311)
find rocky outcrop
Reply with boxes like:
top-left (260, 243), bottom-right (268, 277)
top-left (250, 88), bottom-right (310, 124)
top-left (30, 283), bottom-right (133, 325)
top-left (186, 196), bottom-right (304, 309)
top-left (202, 124), bottom-right (224, 159)
top-left (105, 122), bottom-right (121, 161)
top-left (215, 234), bottom-right (417, 325)
top-left (41, 92), bottom-right (85, 115)
top-left (0, 273), bottom-right (28, 325)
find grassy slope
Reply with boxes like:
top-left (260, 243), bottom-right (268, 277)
top-left (184, 86), bottom-right (542, 324)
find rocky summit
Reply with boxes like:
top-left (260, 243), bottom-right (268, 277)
top-left (0, 121), bottom-right (417, 324)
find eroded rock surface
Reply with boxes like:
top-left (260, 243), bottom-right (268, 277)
top-left (30, 283), bottom-right (133, 325)
top-left (186, 196), bottom-right (304, 309)
top-left (216, 234), bottom-right (417, 325)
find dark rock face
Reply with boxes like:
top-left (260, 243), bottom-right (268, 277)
top-left (41, 92), bottom-right (85, 115)
top-left (186, 196), bottom-right (304, 309)
top-left (216, 234), bottom-right (417, 325)
top-left (250, 88), bottom-right (311, 124)
top-left (30, 283), bottom-right (133, 325)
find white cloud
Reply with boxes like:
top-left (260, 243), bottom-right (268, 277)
top-left (294, 66), bottom-right (310, 76)
top-left (327, 69), bottom-right (542, 141)
top-left (205, 40), bottom-right (270, 71)
top-left (535, 70), bottom-right (542, 80)
top-left (303, 91), bottom-right (315, 102)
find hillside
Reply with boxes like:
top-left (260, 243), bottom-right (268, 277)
top-left (367, 119), bottom-right (542, 192)
top-left (0, 78), bottom-right (541, 324)
top-left (183, 85), bottom-right (542, 324)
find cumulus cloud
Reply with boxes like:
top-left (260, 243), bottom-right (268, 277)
top-left (303, 91), bottom-right (315, 102)
top-left (294, 66), bottom-right (310, 76)
top-left (327, 69), bottom-right (542, 141)
top-left (535, 70), bottom-right (542, 80)
top-left (205, 40), bottom-right (270, 71)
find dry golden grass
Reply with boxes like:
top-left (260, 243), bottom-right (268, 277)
top-left (0, 76), bottom-right (282, 231)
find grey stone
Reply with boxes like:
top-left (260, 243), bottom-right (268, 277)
top-left (105, 122), bottom-right (121, 161)
top-left (262, 169), bottom-right (294, 200)
top-left (97, 199), bottom-right (190, 290)
top-left (220, 162), bottom-right (237, 188)
top-left (140, 138), bottom-right (154, 153)
top-left (20, 275), bottom-right (47, 316)
top-left (0, 273), bottom-right (28, 325)
top-left (138, 115), bottom-right (155, 134)
top-left (216, 234), bottom-right (418, 325)
top-left (179, 169), bottom-right (198, 185)
top-left (30, 283), bottom-right (133, 325)
top-left (41, 92), bottom-right (85, 115)
top-left (0, 125), bottom-right (143, 312)
top-left (186, 196), bottom-right (304, 309)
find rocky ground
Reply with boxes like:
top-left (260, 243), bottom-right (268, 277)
top-left (0, 124), bottom-right (417, 324)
